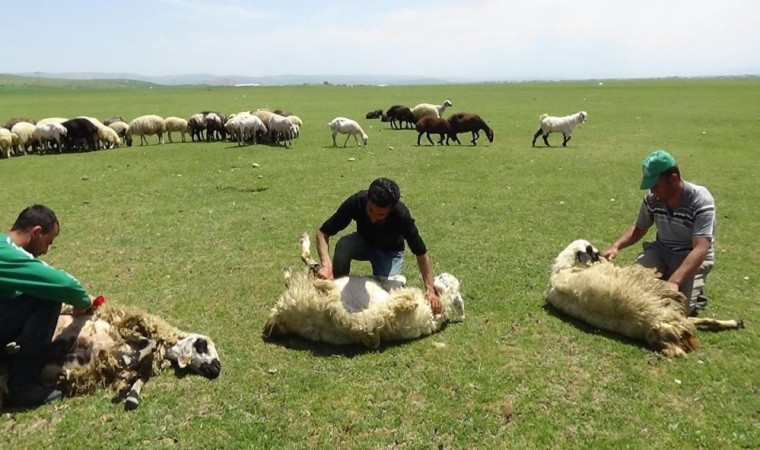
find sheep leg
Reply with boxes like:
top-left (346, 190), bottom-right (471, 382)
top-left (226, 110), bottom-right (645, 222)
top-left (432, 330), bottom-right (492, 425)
top-left (689, 317), bottom-right (745, 330)
top-left (562, 134), bottom-right (571, 147)
top-left (532, 128), bottom-right (543, 146)
top-left (542, 133), bottom-right (551, 147)
top-left (168, 132), bottom-right (174, 144)
top-left (472, 131), bottom-right (479, 145)
top-left (343, 134), bottom-right (351, 147)
top-left (426, 133), bottom-right (434, 146)
top-left (124, 378), bottom-right (145, 411)
top-left (332, 132), bottom-right (338, 147)
top-left (437, 134), bottom-right (446, 146)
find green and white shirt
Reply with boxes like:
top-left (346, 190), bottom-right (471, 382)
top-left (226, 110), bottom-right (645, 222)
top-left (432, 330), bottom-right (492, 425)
top-left (0, 232), bottom-right (91, 307)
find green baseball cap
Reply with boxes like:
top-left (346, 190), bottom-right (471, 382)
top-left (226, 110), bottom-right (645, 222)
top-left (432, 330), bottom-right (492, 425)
top-left (640, 150), bottom-right (676, 190)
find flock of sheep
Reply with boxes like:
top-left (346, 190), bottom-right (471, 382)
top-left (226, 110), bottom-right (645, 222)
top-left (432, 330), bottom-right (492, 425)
top-left (0, 98), bottom-right (591, 158)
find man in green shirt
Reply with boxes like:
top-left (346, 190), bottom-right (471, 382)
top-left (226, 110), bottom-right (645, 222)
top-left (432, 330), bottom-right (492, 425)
top-left (1, 205), bottom-right (94, 408)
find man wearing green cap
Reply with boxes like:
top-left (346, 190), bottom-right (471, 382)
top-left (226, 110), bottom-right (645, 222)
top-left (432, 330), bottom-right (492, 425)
top-left (602, 150), bottom-right (716, 316)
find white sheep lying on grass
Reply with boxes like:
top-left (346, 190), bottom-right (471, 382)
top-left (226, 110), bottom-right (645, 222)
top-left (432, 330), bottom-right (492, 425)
top-left (545, 239), bottom-right (744, 357)
top-left (0, 303), bottom-right (221, 411)
top-left (328, 117), bottom-right (368, 147)
top-left (263, 234), bottom-right (464, 348)
top-left (532, 111), bottom-right (587, 147)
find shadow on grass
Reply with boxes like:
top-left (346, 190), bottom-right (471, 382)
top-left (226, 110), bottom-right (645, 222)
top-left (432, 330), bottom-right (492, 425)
top-left (542, 303), bottom-right (653, 354)
top-left (262, 322), bottom-right (454, 358)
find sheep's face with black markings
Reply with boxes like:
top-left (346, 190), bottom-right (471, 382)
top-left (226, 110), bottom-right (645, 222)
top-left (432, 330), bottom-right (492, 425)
top-left (552, 239), bottom-right (601, 274)
top-left (434, 273), bottom-right (465, 321)
top-left (166, 334), bottom-right (221, 379)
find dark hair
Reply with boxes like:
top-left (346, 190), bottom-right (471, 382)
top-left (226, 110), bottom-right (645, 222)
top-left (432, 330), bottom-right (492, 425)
top-left (659, 165), bottom-right (681, 181)
top-left (11, 205), bottom-right (58, 233)
top-left (367, 178), bottom-right (400, 207)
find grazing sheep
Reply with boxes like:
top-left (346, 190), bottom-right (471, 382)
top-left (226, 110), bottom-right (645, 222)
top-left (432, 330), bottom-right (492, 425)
top-left (328, 117), bottom-right (368, 147)
top-left (188, 114), bottom-right (206, 142)
top-left (268, 114), bottom-right (297, 147)
top-left (10, 122), bottom-right (38, 154)
top-left (4, 117), bottom-right (36, 130)
top-left (126, 115), bottom-right (165, 146)
top-left (98, 125), bottom-right (121, 149)
top-left (365, 109), bottom-right (383, 119)
top-left (243, 115), bottom-right (267, 144)
top-left (0, 303), bottom-right (221, 410)
top-left (262, 234), bottom-right (464, 348)
top-left (61, 118), bottom-right (99, 152)
top-left (33, 122), bottom-right (68, 153)
top-left (164, 117), bottom-right (190, 143)
top-left (411, 100), bottom-right (453, 122)
top-left (532, 111), bottom-right (587, 147)
top-left (36, 117), bottom-right (68, 127)
top-left (250, 110), bottom-right (275, 129)
top-left (447, 113), bottom-right (494, 145)
top-left (0, 128), bottom-right (15, 158)
top-left (384, 106), bottom-right (415, 130)
top-left (204, 113), bottom-right (226, 142)
top-left (287, 115), bottom-right (303, 138)
top-left (545, 239), bottom-right (744, 357)
top-left (108, 121), bottom-right (132, 146)
top-left (381, 105), bottom-right (404, 128)
top-left (415, 116), bottom-right (451, 146)
top-left (102, 116), bottom-right (126, 126)
top-left (273, 109), bottom-right (292, 117)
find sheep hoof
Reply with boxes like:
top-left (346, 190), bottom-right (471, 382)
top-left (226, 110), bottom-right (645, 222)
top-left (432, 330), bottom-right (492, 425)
top-left (124, 396), bottom-right (139, 411)
top-left (736, 319), bottom-right (745, 329)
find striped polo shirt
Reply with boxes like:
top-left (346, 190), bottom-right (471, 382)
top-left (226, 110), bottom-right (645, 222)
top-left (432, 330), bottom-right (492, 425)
top-left (636, 181), bottom-right (716, 260)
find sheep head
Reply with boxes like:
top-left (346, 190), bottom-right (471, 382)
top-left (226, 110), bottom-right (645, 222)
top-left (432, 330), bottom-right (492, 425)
top-left (579, 111), bottom-right (588, 123)
top-left (166, 334), bottom-right (221, 379)
top-left (552, 239), bottom-right (601, 274)
top-left (434, 273), bottom-right (464, 321)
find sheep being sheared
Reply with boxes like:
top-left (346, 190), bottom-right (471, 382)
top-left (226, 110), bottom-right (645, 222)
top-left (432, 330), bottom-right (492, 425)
top-left (545, 239), bottom-right (744, 357)
top-left (0, 304), bottom-right (221, 411)
top-left (263, 234), bottom-right (464, 348)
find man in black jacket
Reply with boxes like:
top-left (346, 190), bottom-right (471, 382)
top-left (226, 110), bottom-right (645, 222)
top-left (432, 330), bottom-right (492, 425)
top-left (316, 178), bottom-right (441, 314)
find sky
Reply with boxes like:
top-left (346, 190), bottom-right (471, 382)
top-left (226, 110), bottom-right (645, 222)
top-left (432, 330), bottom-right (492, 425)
top-left (5, 0), bottom-right (759, 81)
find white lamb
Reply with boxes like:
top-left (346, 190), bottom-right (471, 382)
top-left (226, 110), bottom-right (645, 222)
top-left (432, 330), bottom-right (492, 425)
top-left (33, 122), bottom-right (68, 153)
top-left (411, 100), bottom-right (453, 121)
top-left (545, 239), bottom-right (744, 357)
top-left (164, 117), bottom-right (190, 143)
top-left (532, 111), bottom-right (587, 147)
top-left (262, 234), bottom-right (464, 348)
top-left (328, 117), bottom-right (368, 147)
top-left (126, 115), bottom-right (165, 146)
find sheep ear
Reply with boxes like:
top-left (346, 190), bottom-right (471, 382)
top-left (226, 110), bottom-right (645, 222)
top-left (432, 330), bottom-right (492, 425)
top-left (586, 245), bottom-right (600, 262)
top-left (166, 339), bottom-right (193, 368)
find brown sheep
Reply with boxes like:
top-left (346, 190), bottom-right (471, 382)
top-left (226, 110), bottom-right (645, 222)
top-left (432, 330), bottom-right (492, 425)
top-left (447, 113), bottom-right (494, 145)
top-left (415, 116), bottom-right (451, 146)
top-left (4, 117), bottom-right (36, 130)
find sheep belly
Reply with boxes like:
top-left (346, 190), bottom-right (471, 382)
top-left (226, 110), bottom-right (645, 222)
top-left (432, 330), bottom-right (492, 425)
top-left (334, 277), bottom-right (391, 312)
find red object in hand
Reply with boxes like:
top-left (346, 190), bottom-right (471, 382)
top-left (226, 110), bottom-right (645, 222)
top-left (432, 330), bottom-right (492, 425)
top-left (92, 295), bottom-right (106, 308)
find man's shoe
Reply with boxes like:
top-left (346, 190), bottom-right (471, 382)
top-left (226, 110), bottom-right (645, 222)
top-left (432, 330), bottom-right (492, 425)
top-left (5, 383), bottom-right (63, 408)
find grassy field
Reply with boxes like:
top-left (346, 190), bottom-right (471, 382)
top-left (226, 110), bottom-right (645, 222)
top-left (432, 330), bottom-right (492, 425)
top-left (1, 79), bottom-right (758, 448)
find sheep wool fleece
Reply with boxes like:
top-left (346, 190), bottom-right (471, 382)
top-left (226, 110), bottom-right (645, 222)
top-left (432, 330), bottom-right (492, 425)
top-left (0, 233), bottom-right (90, 307)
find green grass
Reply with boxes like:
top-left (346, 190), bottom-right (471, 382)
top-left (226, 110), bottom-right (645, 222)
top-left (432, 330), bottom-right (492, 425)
top-left (1, 79), bottom-right (759, 448)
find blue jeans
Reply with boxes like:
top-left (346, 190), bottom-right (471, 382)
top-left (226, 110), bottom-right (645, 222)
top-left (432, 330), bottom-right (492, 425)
top-left (333, 232), bottom-right (404, 278)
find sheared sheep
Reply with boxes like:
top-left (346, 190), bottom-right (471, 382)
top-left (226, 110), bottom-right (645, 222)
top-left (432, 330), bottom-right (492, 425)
top-left (416, 116), bottom-right (450, 146)
top-left (163, 117), bottom-right (190, 143)
top-left (126, 115), bottom-right (165, 146)
top-left (328, 117), bottom-right (368, 147)
top-left (0, 303), bottom-right (221, 410)
top-left (545, 239), bottom-right (744, 357)
top-left (411, 100), bottom-right (452, 121)
top-left (262, 234), bottom-right (464, 348)
top-left (447, 113), bottom-right (494, 145)
top-left (268, 114), bottom-right (297, 147)
top-left (33, 122), bottom-right (68, 153)
top-left (532, 111), bottom-right (587, 147)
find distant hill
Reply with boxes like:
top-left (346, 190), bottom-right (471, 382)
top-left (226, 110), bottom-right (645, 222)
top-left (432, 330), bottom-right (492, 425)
top-left (8, 72), bottom-right (476, 87)
top-left (0, 74), bottom-right (159, 89)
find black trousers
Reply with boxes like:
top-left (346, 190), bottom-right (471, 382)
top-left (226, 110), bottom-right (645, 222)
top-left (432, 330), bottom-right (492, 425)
top-left (0, 295), bottom-right (61, 391)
